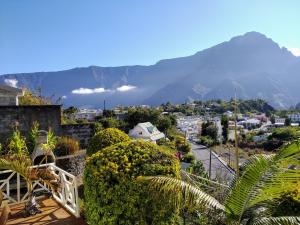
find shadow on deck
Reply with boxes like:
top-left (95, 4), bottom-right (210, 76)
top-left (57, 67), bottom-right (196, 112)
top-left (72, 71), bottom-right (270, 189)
top-left (3, 198), bottom-right (87, 225)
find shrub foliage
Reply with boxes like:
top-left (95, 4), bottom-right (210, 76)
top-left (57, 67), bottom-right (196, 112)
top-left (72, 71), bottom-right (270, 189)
top-left (84, 140), bottom-right (180, 225)
top-left (86, 128), bottom-right (130, 156)
top-left (55, 136), bottom-right (80, 156)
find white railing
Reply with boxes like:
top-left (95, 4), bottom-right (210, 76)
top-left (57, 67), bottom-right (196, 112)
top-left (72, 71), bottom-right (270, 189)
top-left (0, 164), bottom-right (80, 217)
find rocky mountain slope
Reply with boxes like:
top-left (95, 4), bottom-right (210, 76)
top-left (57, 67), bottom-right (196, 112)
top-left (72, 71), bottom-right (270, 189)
top-left (1, 32), bottom-right (299, 108)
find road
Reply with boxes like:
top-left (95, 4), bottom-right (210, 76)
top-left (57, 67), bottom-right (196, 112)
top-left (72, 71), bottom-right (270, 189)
top-left (190, 142), bottom-right (235, 182)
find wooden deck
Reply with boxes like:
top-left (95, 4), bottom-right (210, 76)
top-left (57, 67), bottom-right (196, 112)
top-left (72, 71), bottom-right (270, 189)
top-left (4, 198), bottom-right (87, 225)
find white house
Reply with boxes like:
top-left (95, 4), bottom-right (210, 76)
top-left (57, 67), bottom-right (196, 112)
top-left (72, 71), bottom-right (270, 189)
top-left (129, 122), bottom-right (165, 143)
top-left (238, 118), bottom-right (261, 129)
top-left (288, 114), bottom-right (300, 123)
top-left (274, 117), bottom-right (285, 127)
top-left (0, 85), bottom-right (24, 106)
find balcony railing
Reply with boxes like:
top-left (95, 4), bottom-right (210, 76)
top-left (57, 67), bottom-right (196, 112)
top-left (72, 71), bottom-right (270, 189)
top-left (0, 163), bottom-right (80, 217)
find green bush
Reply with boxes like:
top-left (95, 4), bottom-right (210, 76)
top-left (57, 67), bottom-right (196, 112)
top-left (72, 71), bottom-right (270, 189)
top-left (174, 136), bottom-right (191, 153)
top-left (7, 129), bottom-right (28, 156)
top-left (55, 136), bottom-right (80, 156)
top-left (86, 128), bottom-right (130, 156)
top-left (181, 153), bottom-right (195, 163)
top-left (84, 140), bottom-right (180, 225)
top-left (27, 121), bottom-right (39, 154)
top-left (198, 135), bottom-right (214, 147)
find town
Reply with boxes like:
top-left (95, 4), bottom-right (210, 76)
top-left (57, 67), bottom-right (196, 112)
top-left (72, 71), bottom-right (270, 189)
top-left (0, 84), bottom-right (300, 224)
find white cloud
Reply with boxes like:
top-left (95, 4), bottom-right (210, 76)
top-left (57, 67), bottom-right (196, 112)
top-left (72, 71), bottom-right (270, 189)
top-left (61, 95), bottom-right (67, 99)
top-left (4, 79), bottom-right (18, 88)
top-left (71, 85), bottom-right (137, 95)
top-left (72, 87), bottom-right (109, 95)
top-left (116, 85), bottom-right (137, 92)
top-left (288, 48), bottom-right (300, 57)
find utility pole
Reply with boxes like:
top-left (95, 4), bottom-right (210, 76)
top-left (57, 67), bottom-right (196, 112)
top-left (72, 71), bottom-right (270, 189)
top-left (234, 89), bottom-right (239, 177)
top-left (228, 146), bottom-right (231, 167)
top-left (209, 147), bottom-right (212, 179)
top-left (103, 100), bottom-right (106, 111)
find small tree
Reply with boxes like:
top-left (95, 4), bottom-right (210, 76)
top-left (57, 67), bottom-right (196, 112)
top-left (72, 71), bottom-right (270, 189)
top-left (221, 115), bottom-right (229, 143)
top-left (285, 117), bottom-right (291, 126)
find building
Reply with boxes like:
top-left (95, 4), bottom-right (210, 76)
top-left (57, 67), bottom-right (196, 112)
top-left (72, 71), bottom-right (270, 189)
top-left (288, 114), bottom-right (300, 123)
top-left (74, 108), bottom-right (102, 121)
top-left (274, 117), bottom-right (285, 126)
top-left (223, 111), bottom-right (233, 118)
top-left (238, 118), bottom-right (261, 129)
top-left (0, 85), bottom-right (24, 106)
top-left (129, 122), bottom-right (165, 143)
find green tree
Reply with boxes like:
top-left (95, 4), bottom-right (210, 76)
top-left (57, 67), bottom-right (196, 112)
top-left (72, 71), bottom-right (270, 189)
top-left (86, 128), bottom-right (130, 156)
top-left (157, 116), bottom-right (172, 133)
top-left (221, 115), bottom-right (229, 143)
top-left (285, 118), bottom-right (291, 126)
top-left (84, 140), bottom-right (180, 225)
top-left (146, 140), bottom-right (300, 225)
top-left (99, 117), bottom-right (120, 129)
top-left (202, 121), bottom-right (218, 143)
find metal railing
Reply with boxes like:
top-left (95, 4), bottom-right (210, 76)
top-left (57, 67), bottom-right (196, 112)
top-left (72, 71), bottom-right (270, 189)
top-left (0, 163), bottom-right (80, 217)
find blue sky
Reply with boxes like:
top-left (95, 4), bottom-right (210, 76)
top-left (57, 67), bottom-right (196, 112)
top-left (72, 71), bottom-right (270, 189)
top-left (1, 0), bottom-right (300, 74)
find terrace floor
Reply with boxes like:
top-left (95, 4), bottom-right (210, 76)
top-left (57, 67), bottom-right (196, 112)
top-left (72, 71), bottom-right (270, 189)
top-left (3, 198), bottom-right (87, 225)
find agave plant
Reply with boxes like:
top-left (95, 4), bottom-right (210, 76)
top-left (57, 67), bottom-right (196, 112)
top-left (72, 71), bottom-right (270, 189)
top-left (0, 154), bottom-right (60, 216)
top-left (145, 140), bottom-right (300, 225)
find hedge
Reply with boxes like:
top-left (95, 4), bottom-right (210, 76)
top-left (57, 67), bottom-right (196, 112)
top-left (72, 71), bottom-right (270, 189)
top-left (84, 140), bottom-right (180, 225)
top-left (86, 128), bottom-right (130, 156)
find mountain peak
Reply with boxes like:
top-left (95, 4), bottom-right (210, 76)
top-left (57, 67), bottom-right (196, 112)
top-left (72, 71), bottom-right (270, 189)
top-left (229, 31), bottom-right (273, 44)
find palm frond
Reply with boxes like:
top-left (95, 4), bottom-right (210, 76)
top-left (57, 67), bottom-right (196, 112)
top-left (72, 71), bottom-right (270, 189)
top-left (142, 176), bottom-right (225, 211)
top-left (224, 154), bottom-right (271, 219)
top-left (0, 155), bottom-right (32, 179)
top-left (253, 216), bottom-right (300, 225)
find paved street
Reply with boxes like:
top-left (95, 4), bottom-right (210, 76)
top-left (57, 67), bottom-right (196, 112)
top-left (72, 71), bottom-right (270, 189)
top-left (191, 142), bottom-right (235, 182)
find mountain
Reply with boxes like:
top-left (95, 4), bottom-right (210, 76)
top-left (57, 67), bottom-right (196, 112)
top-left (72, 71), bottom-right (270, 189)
top-left (1, 31), bottom-right (300, 108)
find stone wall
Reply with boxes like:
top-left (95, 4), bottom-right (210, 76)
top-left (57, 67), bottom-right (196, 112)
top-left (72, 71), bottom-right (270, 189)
top-left (61, 123), bottom-right (95, 148)
top-left (55, 151), bottom-right (86, 177)
top-left (0, 105), bottom-right (61, 142)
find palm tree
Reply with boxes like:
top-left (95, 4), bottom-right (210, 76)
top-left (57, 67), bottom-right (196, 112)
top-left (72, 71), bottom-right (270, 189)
top-left (145, 140), bottom-right (300, 225)
top-left (0, 154), bottom-right (60, 216)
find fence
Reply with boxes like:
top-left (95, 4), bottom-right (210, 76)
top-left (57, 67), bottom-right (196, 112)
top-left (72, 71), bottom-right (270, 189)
top-left (0, 163), bottom-right (80, 217)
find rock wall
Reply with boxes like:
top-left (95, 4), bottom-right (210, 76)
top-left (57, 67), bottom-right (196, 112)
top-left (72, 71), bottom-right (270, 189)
top-left (0, 105), bottom-right (61, 142)
top-left (61, 123), bottom-right (95, 148)
top-left (55, 151), bottom-right (86, 177)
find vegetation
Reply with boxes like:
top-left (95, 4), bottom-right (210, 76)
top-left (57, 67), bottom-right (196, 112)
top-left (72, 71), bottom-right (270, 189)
top-left (54, 136), bottom-right (80, 156)
top-left (27, 121), bottom-right (40, 154)
top-left (146, 140), bottom-right (300, 225)
top-left (188, 161), bottom-right (208, 178)
top-left (86, 128), bottom-right (130, 156)
top-left (161, 99), bottom-right (274, 116)
top-left (84, 140), bottom-right (180, 225)
top-left (199, 121), bottom-right (219, 146)
top-left (19, 88), bottom-right (52, 105)
top-left (175, 135), bottom-right (191, 153)
top-left (7, 128), bottom-right (28, 156)
top-left (221, 115), bottom-right (229, 143)
top-left (182, 153), bottom-right (195, 163)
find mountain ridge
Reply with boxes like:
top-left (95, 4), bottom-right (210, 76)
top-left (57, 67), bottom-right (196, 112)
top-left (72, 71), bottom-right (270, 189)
top-left (1, 31), bottom-right (300, 108)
